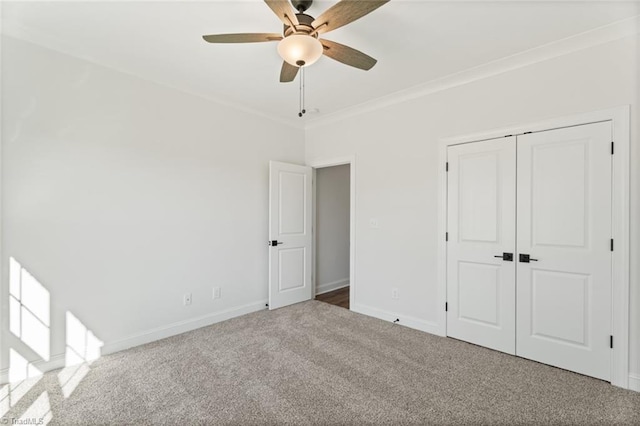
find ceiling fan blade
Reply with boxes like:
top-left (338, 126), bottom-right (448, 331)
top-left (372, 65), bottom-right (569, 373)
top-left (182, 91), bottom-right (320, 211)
top-left (320, 39), bottom-right (377, 70)
top-left (202, 33), bottom-right (282, 43)
top-left (280, 61), bottom-right (299, 83)
top-left (312, 0), bottom-right (389, 35)
top-left (264, 0), bottom-right (299, 28)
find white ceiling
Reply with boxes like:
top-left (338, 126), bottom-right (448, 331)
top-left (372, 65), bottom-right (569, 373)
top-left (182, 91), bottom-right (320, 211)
top-left (2, 1), bottom-right (639, 126)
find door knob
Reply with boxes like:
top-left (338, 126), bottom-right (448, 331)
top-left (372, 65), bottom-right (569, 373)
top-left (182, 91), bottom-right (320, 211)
top-left (519, 254), bottom-right (538, 263)
top-left (269, 240), bottom-right (284, 246)
top-left (494, 252), bottom-right (513, 261)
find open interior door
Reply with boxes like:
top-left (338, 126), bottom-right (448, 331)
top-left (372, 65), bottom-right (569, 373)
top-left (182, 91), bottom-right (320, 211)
top-left (268, 161), bottom-right (313, 310)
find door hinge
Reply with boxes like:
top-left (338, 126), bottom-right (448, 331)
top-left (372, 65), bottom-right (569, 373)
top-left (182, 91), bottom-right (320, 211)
top-left (611, 239), bottom-right (614, 252)
top-left (445, 302), bottom-right (448, 312)
top-left (610, 335), bottom-right (613, 349)
top-left (611, 141), bottom-right (614, 155)
top-left (445, 232), bottom-right (449, 242)
top-left (446, 162), bottom-right (449, 172)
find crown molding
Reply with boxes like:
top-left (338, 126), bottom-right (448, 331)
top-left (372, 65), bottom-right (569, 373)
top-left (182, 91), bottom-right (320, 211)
top-left (305, 15), bottom-right (640, 131)
top-left (0, 29), bottom-right (304, 131)
top-left (3, 13), bottom-right (638, 133)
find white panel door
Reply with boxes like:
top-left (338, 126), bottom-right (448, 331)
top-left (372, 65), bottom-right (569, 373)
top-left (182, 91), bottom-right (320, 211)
top-left (447, 137), bottom-right (517, 354)
top-left (516, 122), bottom-right (612, 380)
top-left (268, 161), bottom-right (313, 310)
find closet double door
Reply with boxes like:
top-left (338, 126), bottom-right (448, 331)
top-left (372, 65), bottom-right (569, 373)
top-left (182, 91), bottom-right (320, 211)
top-left (446, 122), bottom-right (612, 381)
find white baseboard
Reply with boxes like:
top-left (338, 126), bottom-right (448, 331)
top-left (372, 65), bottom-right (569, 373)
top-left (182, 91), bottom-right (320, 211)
top-left (0, 353), bottom-right (66, 385)
top-left (629, 374), bottom-right (640, 392)
top-left (1, 300), bottom-right (268, 384)
top-left (315, 279), bottom-right (349, 295)
top-left (102, 299), bottom-right (268, 355)
top-left (351, 302), bottom-right (441, 336)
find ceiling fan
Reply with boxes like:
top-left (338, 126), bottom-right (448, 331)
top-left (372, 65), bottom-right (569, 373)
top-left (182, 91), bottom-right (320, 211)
top-left (202, 0), bottom-right (390, 83)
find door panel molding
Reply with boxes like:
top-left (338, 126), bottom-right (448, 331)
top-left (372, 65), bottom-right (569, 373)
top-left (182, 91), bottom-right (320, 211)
top-left (437, 106), bottom-right (630, 389)
top-left (516, 122), bottom-right (612, 381)
top-left (269, 161), bottom-right (313, 309)
top-left (446, 137), bottom-right (517, 354)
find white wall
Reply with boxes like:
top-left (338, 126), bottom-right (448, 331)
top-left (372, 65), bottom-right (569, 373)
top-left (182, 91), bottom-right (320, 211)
top-left (1, 27), bottom-right (638, 388)
top-left (315, 164), bottom-right (350, 294)
top-left (306, 35), bottom-right (640, 381)
top-left (0, 36), bottom-right (305, 375)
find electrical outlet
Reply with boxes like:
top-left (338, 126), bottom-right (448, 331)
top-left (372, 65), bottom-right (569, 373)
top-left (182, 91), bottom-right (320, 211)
top-left (391, 288), bottom-right (399, 299)
top-left (213, 287), bottom-right (221, 300)
top-left (183, 293), bottom-right (192, 306)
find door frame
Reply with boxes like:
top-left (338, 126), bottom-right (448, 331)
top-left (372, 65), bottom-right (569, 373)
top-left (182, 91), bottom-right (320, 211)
top-left (437, 106), bottom-right (630, 389)
top-left (309, 156), bottom-right (356, 309)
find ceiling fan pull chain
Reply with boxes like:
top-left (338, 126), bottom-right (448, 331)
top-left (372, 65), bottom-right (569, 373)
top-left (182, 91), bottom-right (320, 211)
top-left (298, 66), bottom-right (303, 117)
top-left (302, 67), bottom-right (306, 115)
top-left (298, 66), bottom-right (307, 118)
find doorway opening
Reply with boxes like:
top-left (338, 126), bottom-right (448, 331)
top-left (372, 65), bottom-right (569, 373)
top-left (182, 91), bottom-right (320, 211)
top-left (314, 164), bottom-right (351, 309)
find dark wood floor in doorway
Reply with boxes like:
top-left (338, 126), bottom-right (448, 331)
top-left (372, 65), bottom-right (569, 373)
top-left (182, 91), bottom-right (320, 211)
top-left (316, 287), bottom-right (349, 309)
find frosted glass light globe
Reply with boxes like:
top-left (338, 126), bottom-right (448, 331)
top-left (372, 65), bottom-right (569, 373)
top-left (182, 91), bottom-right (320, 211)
top-left (277, 34), bottom-right (323, 67)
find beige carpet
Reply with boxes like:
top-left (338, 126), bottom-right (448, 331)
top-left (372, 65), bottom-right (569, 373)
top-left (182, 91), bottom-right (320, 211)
top-left (3, 300), bottom-right (640, 425)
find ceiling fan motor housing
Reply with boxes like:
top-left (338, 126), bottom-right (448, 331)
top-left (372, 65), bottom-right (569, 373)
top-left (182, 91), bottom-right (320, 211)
top-left (283, 13), bottom-right (316, 37)
top-left (291, 0), bottom-right (313, 13)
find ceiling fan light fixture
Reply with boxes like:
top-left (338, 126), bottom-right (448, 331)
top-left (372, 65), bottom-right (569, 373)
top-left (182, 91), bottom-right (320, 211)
top-left (277, 34), bottom-right (323, 68)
